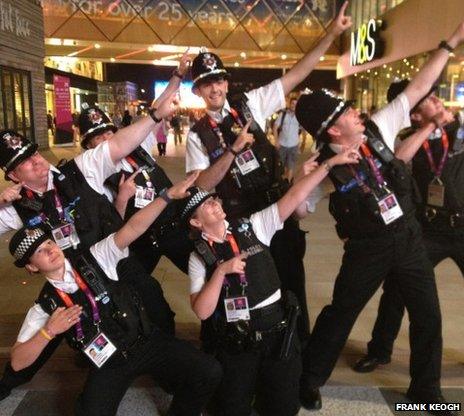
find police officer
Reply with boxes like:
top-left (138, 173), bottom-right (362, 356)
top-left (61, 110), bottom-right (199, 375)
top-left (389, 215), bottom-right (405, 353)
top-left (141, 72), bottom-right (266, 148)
top-left (294, 22), bottom-right (464, 415)
top-left (0, 95), bottom-right (178, 400)
top-left (353, 79), bottom-right (464, 373)
top-left (8, 172), bottom-right (222, 416)
top-left (181, 146), bottom-right (357, 416)
top-left (185, 2), bottom-right (352, 344)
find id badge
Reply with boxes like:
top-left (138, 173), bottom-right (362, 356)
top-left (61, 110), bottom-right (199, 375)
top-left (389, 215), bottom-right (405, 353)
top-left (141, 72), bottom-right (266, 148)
top-left (51, 223), bottom-right (80, 250)
top-left (235, 149), bottom-right (260, 175)
top-left (427, 178), bottom-right (445, 207)
top-left (83, 332), bottom-right (117, 368)
top-left (377, 193), bottom-right (403, 225)
top-left (224, 296), bottom-right (251, 322)
top-left (134, 185), bottom-right (155, 208)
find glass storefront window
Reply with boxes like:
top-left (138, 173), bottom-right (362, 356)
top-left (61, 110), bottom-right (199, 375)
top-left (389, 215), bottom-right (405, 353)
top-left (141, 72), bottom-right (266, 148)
top-left (350, 0), bottom-right (405, 27)
top-left (0, 66), bottom-right (34, 139)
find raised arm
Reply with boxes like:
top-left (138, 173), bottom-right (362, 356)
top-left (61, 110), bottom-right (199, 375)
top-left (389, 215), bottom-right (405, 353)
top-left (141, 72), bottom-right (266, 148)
top-left (108, 93), bottom-right (179, 164)
top-left (113, 172), bottom-right (198, 250)
top-left (278, 146), bottom-right (360, 222)
top-left (280, 1), bottom-right (352, 95)
top-left (404, 21), bottom-right (464, 109)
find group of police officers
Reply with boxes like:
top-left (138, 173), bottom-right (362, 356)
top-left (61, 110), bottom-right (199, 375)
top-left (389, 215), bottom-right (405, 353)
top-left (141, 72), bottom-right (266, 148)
top-left (0, 2), bottom-right (464, 415)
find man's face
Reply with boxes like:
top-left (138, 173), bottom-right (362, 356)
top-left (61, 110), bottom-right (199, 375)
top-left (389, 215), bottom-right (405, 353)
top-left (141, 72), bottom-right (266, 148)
top-left (27, 239), bottom-right (65, 274)
top-left (413, 94), bottom-right (446, 124)
top-left (190, 197), bottom-right (226, 229)
top-left (329, 106), bottom-right (366, 144)
top-left (86, 129), bottom-right (114, 149)
top-left (194, 78), bottom-right (228, 112)
top-left (8, 151), bottom-right (50, 185)
top-left (289, 99), bottom-right (297, 112)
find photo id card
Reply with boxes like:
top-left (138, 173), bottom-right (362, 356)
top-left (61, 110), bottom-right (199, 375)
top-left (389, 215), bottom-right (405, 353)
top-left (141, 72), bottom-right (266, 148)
top-left (83, 332), bottom-right (117, 368)
top-left (427, 179), bottom-right (445, 208)
top-left (378, 193), bottom-right (403, 225)
top-left (51, 223), bottom-right (80, 250)
top-left (224, 296), bottom-right (251, 322)
top-left (134, 186), bottom-right (155, 208)
top-left (235, 149), bottom-right (260, 175)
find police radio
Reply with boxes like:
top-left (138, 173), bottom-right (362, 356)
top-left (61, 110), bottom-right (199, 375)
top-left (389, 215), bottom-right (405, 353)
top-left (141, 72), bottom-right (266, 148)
top-left (74, 256), bottom-right (110, 304)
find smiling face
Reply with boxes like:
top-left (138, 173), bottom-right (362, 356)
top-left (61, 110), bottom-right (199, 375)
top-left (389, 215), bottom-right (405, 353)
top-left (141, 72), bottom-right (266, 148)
top-left (8, 151), bottom-right (50, 188)
top-left (193, 78), bottom-right (228, 112)
top-left (189, 197), bottom-right (226, 231)
top-left (26, 239), bottom-right (65, 275)
top-left (411, 93), bottom-right (446, 126)
top-left (327, 106), bottom-right (366, 146)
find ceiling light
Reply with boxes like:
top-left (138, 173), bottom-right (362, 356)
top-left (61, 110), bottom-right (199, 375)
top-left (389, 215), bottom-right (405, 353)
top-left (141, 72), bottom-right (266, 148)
top-left (319, 56), bottom-right (325, 61)
top-left (94, 43), bottom-right (101, 49)
top-left (240, 52), bottom-right (246, 59)
top-left (110, 57), bottom-right (115, 62)
top-left (234, 62), bottom-right (239, 67)
top-left (281, 54), bottom-right (287, 60)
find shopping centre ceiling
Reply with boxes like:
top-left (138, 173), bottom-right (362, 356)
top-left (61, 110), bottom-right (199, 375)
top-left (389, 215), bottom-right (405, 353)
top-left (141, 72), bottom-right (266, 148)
top-left (43, 0), bottom-right (341, 69)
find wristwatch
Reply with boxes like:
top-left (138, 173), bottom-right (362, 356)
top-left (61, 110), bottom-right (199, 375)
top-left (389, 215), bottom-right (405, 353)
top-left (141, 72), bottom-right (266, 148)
top-left (438, 40), bottom-right (454, 53)
top-left (228, 146), bottom-right (240, 157)
top-left (159, 188), bottom-right (172, 204)
top-left (172, 69), bottom-right (184, 80)
top-left (148, 108), bottom-right (162, 123)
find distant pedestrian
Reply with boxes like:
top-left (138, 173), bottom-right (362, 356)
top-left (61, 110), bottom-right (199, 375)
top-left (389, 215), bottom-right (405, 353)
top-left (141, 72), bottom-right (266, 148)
top-left (156, 119), bottom-right (168, 156)
top-left (171, 113), bottom-right (183, 145)
top-left (121, 110), bottom-right (132, 127)
top-left (47, 111), bottom-right (55, 135)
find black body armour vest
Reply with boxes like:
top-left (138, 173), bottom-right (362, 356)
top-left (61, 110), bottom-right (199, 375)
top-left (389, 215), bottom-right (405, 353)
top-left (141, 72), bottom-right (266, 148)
top-left (191, 94), bottom-right (285, 219)
top-left (322, 120), bottom-right (419, 239)
top-left (13, 160), bottom-right (123, 250)
top-left (104, 146), bottom-right (182, 236)
top-left (411, 119), bottom-right (464, 223)
top-left (36, 251), bottom-right (152, 366)
top-left (197, 218), bottom-right (280, 311)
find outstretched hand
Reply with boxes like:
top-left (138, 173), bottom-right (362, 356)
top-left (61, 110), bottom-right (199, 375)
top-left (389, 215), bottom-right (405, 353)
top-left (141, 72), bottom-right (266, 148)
top-left (329, 1), bottom-right (352, 37)
top-left (232, 119), bottom-right (254, 153)
top-left (167, 171), bottom-right (199, 200)
top-left (0, 183), bottom-right (23, 205)
top-left (219, 252), bottom-right (248, 275)
top-left (330, 143), bottom-right (361, 166)
top-left (178, 48), bottom-right (192, 77)
top-left (154, 93), bottom-right (180, 120)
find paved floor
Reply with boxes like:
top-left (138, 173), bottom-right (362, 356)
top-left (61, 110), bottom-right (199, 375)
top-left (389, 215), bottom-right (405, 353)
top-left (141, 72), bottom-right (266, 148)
top-left (0, 136), bottom-right (463, 415)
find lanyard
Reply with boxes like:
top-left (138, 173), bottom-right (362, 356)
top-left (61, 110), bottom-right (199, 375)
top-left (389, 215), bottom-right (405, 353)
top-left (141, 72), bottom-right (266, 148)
top-left (208, 233), bottom-right (248, 291)
top-left (422, 130), bottom-right (449, 178)
top-left (207, 107), bottom-right (245, 149)
top-left (55, 269), bottom-right (101, 341)
top-left (125, 156), bottom-right (153, 188)
top-left (25, 188), bottom-right (66, 224)
top-left (360, 143), bottom-right (386, 188)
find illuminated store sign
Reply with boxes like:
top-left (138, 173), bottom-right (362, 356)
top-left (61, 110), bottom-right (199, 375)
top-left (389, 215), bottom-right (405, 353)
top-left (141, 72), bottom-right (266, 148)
top-left (350, 19), bottom-right (385, 66)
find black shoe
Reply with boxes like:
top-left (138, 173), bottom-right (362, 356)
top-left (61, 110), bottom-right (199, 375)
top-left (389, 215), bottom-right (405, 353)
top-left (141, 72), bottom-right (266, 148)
top-left (0, 385), bottom-right (11, 401)
top-left (406, 392), bottom-right (458, 416)
top-left (300, 386), bottom-right (322, 411)
top-left (352, 355), bottom-right (391, 373)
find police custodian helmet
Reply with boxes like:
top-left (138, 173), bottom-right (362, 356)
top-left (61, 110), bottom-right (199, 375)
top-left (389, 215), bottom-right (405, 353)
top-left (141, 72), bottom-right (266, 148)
top-left (191, 49), bottom-right (230, 89)
top-left (78, 105), bottom-right (117, 149)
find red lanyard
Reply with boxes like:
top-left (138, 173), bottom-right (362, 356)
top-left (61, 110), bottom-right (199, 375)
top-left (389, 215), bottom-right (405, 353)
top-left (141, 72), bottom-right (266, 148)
top-left (26, 187), bottom-right (64, 222)
top-left (54, 269), bottom-right (101, 341)
top-left (208, 233), bottom-right (248, 289)
top-left (207, 107), bottom-right (244, 149)
top-left (125, 156), bottom-right (152, 188)
top-left (360, 143), bottom-right (386, 188)
top-left (422, 130), bottom-right (449, 178)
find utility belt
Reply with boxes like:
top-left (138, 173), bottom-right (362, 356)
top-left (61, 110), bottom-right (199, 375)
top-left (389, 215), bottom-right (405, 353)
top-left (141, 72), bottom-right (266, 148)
top-left (423, 206), bottom-right (464, 229)
top-left (223, 183), bottom-right (287, 217)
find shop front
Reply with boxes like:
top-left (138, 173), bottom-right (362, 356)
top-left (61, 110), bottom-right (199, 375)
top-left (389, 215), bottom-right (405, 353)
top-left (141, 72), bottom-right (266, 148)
top-left (339, 0), bottom-right (464, 113)
top-left (0, 0), bottom-right (46, 146)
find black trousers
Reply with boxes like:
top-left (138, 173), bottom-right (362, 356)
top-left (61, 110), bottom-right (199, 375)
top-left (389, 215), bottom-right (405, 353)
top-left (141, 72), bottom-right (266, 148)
top-left (366, 227), bottom-right (464, 360)
top-left (73, 329), bottom-right (222, 416)
top-left (270, 217), bottom-right (310, 343)
top-left (157, 142), bottom-right (167, 156)
top-left (302, 220), bottom-right (442, 397)
top-left (130, 226), bottom-right (193, 275)
top-left (211, 304), bottom-right (301, 416)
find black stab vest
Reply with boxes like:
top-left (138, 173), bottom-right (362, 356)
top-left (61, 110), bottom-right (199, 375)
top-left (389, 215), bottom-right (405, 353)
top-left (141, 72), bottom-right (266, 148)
top-left (191, 94), bottom-right (285, 219)
top-left (196, 218), bottom-right (280, 311)
top-left (13, 160), bottom-right (123, 250)
top-left (36, 251), bottom-right (152, 366)
top-left (411, 119), bottom-right (464, 224)
top-left (322, 120), bottom-right (419, 239)
top-left (104, 146), bottom-right (182, 232)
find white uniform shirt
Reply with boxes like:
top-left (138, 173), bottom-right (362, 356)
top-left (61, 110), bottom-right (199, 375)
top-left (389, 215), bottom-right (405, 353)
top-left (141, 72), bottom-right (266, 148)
top-left (188, 203), bottom-right (283, 310)
top-left (275, 110), bottom-right (301, 148)
top-left (0, 141), bottom-right (118, 235)
top-left (186, 79), bottom-right (286, 173)
top-left (17, 233), bottom-right (128, 343)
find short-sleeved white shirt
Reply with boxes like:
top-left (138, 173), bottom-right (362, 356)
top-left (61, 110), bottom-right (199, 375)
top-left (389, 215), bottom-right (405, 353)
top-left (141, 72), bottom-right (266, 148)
top-left (0, 141), bottom-right (117, 235)
top-left (186, 79), bottom-right (286, 173)
top-left (276, 110), bottom-right (301, 148)
top-left (17, 233), bottom-right (128, 343)
top-left (188, 203), bottom-right (283, 310)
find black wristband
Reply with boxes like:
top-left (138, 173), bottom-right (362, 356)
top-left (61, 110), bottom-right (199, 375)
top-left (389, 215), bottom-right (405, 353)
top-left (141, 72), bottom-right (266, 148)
top-left (172, 69), bottom-right (183, 80)
top-left (149, 108), bottom-right (162, 123)
top-left (438, 40), bottom-right (454, 53)
top-left (228, 146), bottom-right (239, 157)
top-left (159, 188), bottom-right (172, 204)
